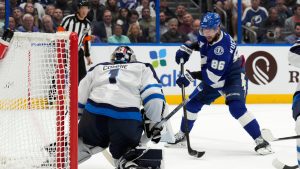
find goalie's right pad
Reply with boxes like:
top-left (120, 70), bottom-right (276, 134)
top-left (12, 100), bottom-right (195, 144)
top-left (288, 40), bottom-right (300, 68)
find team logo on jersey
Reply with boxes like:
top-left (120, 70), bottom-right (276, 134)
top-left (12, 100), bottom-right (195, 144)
top-left (214, 46), bottom-right (224, 55)
top-left (245, 51), bottom-right (277, 85)
top-left (149, 49), bottom-right (167, 68)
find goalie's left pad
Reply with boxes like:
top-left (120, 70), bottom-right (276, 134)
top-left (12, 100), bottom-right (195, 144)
top-left (288, 40), bottom-right (300, 68)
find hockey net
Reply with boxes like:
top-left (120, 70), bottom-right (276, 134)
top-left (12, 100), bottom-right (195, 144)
top-left (0, 32), bottom-right (78, 169)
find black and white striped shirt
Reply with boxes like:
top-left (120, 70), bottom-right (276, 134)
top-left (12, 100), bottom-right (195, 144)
top-left (60, 14), bottom-right (92, 55)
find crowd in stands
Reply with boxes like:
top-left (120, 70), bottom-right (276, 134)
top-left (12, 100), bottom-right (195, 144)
top-left (1, 0), bottom-right (300, 44)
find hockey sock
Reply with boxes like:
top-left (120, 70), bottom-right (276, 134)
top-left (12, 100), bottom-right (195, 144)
top-left (228, 100), bottom-right (261, 140)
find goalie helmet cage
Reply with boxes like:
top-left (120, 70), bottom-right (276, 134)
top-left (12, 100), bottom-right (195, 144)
top-left (0, 32), bottom-right (78, 169)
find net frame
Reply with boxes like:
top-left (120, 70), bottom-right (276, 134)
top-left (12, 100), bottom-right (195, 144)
top-left (0, 32), bottom-right (78, 169)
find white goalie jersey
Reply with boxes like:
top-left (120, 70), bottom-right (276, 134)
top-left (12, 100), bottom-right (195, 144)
top-left (289, 39), bottom-right (300, 68)
top-left (78, 62), bottom-right (167, 123)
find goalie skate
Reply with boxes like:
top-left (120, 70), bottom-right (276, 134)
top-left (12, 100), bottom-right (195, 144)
top-left (164, 131), bottom-right (187, 148)
top-left (255, 136), bottom-right (273, 155)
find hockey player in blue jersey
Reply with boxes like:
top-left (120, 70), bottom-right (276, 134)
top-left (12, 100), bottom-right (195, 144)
top-left (78, 46), bottom-right (167, 169)
top-left (167, 12), bottom-right (273, 155)
top-left (288, 39), bottom-right (300, 167)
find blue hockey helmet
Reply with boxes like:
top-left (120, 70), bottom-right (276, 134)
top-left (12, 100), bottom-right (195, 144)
top-left (112, 46), bottom-right (136, 63)
top-left (201, 12), bottom-right (221, 29)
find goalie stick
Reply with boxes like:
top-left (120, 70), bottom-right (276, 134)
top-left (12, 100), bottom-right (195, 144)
top-left (272, 158), bottom-right (298, 169)
top-left (261, 129), bottom-right (300, 142)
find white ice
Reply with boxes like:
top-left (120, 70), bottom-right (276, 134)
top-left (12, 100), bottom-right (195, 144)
top-left (79, 104), bottom-right (297, 169)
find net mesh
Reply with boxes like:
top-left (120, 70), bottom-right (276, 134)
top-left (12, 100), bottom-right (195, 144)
top-left (0, 32), bottom-right (76, 169)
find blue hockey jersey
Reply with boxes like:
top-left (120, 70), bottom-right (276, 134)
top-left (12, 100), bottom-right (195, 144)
top-left (196, 31), bottom-right (241, 89)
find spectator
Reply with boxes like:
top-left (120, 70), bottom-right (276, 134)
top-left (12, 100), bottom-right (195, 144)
top-left (285, 4), bottom-right (300, 36)
top-left (119, 0), bottom-right (137, 10)
top-left (178, 13), bottom-right (193, 35)
top-left (12, 7), bottom-right (24, 28)
top-left (87, 0), bottom-right (105, 24)
top-left (160, 18), bottom-right (189, 43)
top-left (105, 0), bottom-right (119, 22)
top-left (45, 4), bottom-right (55, 16)
top-left (23, 2), bottom-right (40, 28)
top-left (19, 0), bottom-right (45, 20)
top-left (285, 23), bottom-right (300, 44)
top-left (139, 7), bottom-right (156, 42)
top-left (160, 11), bottom-right (168, 35)
top-left (261, 7), bottom-right (285, 43)
top-left (41, 14), bottom-right (55, 33)
top-left (274, 0), bottom-right (292, 22)
top-left (92, 9), bottom-right (114, 42)
top-left (0, 2), bottom-right (4, 36)
top-left (127, 23), bottom-right (147, 43)
top-left (17, 13), bottom-right (39, 32)
top-left (52, 8), bottom-right (64, 29)
top-left (187, 19), bottom-right (200, 42)
top-left (116, 8), bottom-right (130, 34)
top-left (10, 0), bottom-right (18, 12)
top-left (108, 24), bottom-right (131, 43)
top-left (160, 0), bottom-right (176, 21)
top-left (135, 0), bottom-right (156, 19)
top-left (128, 9), bottom-right (139, 26)
top-left (242, 0), bottom-right (268, 42)
top-left (175, 4), bottom-right (187, 25)
top-left (8, 17), bottom-right (17, 31)
top-left (55, 0), bottom-right (73, 16)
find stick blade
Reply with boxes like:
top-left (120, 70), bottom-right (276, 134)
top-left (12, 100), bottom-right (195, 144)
top-left (188, 149), bottom-right (205, 158)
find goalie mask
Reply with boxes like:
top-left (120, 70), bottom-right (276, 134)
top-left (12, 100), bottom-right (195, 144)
top-left (111, 46), bottom-right (136, 63)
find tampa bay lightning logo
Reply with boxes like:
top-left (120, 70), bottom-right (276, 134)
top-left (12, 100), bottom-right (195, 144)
top-left (214, 46), bottom-right (224, 55)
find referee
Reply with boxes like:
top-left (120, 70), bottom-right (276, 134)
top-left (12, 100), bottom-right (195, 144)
top-left (58, 0), bottom-right (93, 83)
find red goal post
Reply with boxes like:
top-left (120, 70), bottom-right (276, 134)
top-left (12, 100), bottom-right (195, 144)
top-left (0, 32), bottom-right (78, 169)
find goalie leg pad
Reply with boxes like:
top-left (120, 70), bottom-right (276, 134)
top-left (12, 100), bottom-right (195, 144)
top-left (78, 137), bottom-right (104, 164)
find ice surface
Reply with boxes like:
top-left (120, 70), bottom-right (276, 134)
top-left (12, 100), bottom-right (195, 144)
top-left (79, 104), bottom-right (297, 169)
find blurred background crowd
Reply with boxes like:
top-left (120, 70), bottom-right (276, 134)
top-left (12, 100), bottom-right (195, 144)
top-left (1, 0), bottom-right (300, 44)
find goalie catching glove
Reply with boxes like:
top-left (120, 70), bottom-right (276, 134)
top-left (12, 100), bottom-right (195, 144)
top-left (142, 110), bottom-right (163, 144)
top-left (176, 70), bottom-right (202, 88)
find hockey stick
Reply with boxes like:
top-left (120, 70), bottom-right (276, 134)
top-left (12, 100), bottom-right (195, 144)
top-left (272, 158), bottom-right (298, 169)
top-left (261, 129), bottom-right (300, 142)
top-left (179, 59), bottom-right (205, 158)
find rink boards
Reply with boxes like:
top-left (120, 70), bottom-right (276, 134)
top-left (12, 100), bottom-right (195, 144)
top-left (89, 45), bottom-right (298, 104)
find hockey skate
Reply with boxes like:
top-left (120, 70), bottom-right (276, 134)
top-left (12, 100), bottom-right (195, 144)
top-left (165, 130), bottom-right (186, 148)
top-left (254, 136), bottom-right (273, 155)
